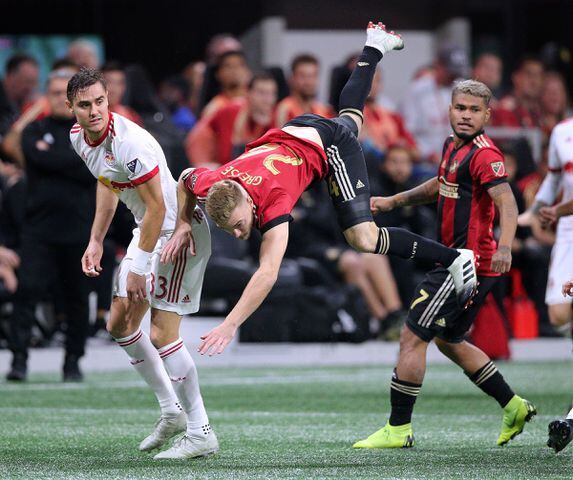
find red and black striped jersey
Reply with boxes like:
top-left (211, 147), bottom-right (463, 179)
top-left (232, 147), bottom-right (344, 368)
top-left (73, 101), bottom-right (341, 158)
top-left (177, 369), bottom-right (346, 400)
top-left (437, 132), bottom-right (507, 276)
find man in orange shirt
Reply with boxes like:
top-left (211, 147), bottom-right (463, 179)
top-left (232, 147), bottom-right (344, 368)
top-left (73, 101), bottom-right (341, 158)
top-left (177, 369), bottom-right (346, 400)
top-left (186, 72), bottom-right (277, 167)
top-left (275, 54), bottom-right (333, 127)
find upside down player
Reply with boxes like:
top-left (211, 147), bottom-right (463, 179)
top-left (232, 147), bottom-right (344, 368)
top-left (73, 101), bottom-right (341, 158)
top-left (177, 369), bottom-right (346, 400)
top-left (353, 80), bottom-right (536, 450)
top-left (163, 23), bottom-right (477, 360)
top-left (67, 69), bottom-right (218, 460)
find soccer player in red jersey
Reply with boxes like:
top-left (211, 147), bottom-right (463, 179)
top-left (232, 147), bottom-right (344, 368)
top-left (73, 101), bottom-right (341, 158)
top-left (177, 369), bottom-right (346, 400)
top-left (163, 22), bottom-right (478, 359)
top-left (354, 80), bottom-right (536, 449)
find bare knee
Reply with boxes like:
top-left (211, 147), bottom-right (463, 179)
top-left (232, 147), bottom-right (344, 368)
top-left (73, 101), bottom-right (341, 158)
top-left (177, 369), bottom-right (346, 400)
top-left (150, 310), bottom-right (182, 348)
top-left (399, 325), bottom-right (426, 354)
top-left (107, 297), bottom-right (145, 339)
top-left (343, 223), bottom-right (378, 253)
top-left (549, 304), bottom-right (572, 327)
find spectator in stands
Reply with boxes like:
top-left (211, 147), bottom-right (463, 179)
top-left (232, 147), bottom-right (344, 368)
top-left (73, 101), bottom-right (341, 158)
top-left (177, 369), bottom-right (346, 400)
top-left (472, 52), bottom-right (503, 101)
top-left (275, 54), bottom-right (333, 127)
top-left (492, 55), bottom-right (545, 128)
top-left (288, 184), bottom-right (406, 339)
top-left (102, 61), bottom-right (143, 126)
top-left (205, 34), bottom-right (243, 64)
top-left (360, 67), bottom-right (417, 179)
top-left (158, 75), bottom-right (196, 133)
top-left (6, 69), bottom-right (95, 382)
top-left (401, 45), bottom-right (469, 163)
top-left (186, 72), bottom-right (277, 167)
top-left (0, 54), bottom-right (39, 147)
top-left (371, 145), bottom-right (436, 303)
top-left (182, 60), bottom-right (206, 115)
top-left (540, 71), bottom-right (570, 136)
top-left (201, 50), bottom-right (250, 119)
top-left (67, 38), bottom-right (100, 69)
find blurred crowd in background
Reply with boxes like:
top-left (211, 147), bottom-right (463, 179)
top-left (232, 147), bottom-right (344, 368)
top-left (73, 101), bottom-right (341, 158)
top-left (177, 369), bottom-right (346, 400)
top-left (0, 30), bottom-right (568, 353)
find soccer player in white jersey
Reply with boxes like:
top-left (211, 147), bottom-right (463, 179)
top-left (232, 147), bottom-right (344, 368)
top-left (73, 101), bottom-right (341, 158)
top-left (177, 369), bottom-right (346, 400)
top-left (519, 118), bottom-right (573, 333)
top-left (66, 68), bottom-right (218, 460)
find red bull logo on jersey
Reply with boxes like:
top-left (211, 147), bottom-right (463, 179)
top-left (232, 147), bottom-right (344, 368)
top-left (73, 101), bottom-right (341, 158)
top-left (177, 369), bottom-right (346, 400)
top-left (104, 151), bottom-right (115, 166)
top-left (438, 176), bottom-right (460, 199)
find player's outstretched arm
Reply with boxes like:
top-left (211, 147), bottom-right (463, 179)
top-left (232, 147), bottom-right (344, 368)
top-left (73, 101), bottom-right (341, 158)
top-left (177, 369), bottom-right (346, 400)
top-left (198, 222), bottom-right (289, 356)
top-left (161, 169), bottom-right (198, 264)
top-left (371, 177), bottom-right (439, 214)
top-left (82, 181), bottom-right (119, 277)
top-left (488, 182), bottom-right (518, 274)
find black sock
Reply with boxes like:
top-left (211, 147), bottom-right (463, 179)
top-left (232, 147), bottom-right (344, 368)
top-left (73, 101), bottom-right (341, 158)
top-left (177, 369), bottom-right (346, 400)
top-left (389, 370), bottom-right (422, 426)
top-left (376, 227), bottom-right (459, 267)
top-left (338, 46), bottom-right (383, 121)
top-left (466, 361), bottom-right (515, 408)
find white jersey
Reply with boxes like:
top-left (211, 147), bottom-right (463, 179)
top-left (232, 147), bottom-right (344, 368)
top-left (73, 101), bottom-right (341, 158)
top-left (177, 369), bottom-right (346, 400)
top-left (70, 112), bottom-right (177, 230)
top-left (545, 118), bottom-right (573, 243)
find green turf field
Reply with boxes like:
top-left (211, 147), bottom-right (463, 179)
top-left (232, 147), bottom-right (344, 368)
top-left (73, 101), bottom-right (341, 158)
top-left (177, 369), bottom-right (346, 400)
top-left (0, 361), bottom-right (572, 479)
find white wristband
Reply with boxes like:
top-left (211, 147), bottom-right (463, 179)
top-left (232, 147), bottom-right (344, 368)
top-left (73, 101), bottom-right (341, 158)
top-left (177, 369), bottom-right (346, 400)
top-left (130, 247), bottom-right (153, 275)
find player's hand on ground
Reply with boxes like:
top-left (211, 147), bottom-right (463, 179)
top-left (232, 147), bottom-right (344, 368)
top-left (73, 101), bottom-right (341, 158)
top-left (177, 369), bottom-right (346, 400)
top-left (161, 226), bottom-right (195, 264)
top-left (82, 241), bottom-right (103, 277)
top-left (370, 196), bottom-right (395, 214)
top-left (562, 280), bottom-right (573, 297)
top-left (126, 271), bottom-right (147, 303)
top-left (491, 245), bottom-right (512, 274)
top-left (517, 210), bottom-right (534, 227)
top-left (198, 322), bottom-right (237, 356)
top-left (538, 206), bottom-right (557, 229)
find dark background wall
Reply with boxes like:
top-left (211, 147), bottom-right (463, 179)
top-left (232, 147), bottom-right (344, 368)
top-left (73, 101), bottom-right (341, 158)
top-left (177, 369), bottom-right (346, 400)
top-left (1, 0), bottom-right (571, 82)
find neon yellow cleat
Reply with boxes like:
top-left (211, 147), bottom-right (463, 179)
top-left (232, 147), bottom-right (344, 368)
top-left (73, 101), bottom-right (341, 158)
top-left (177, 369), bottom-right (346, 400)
top-left (353, 422), bottom-right (414, 449)
top-left (497, 395), bottom-right (537, 446)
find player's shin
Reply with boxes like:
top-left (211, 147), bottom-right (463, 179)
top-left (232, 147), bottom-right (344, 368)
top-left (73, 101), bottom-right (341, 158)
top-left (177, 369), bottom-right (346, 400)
top-left (466, 361), bottom-right (515, 408)
top-left (158, 338), bottom-right (212, 438)
top-left (115, 328), bottom-right (182, 417)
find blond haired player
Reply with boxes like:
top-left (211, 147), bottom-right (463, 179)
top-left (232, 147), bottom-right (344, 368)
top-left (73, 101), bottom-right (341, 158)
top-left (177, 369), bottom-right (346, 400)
top-left (67, 69), bottom-right (217, 460)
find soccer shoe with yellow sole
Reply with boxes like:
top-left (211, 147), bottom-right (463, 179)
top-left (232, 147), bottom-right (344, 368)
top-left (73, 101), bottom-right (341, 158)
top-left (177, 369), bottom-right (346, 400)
top-left (497, 395), bottom-right (537, 446)
top-left (547, 419), bottom-right (573, 453)
top-left (153, 431), bottom-right (219, 460)
top-left (353, 422), bottom-right (414, 449)
top-left (139, 412), bottom-right (186, 452)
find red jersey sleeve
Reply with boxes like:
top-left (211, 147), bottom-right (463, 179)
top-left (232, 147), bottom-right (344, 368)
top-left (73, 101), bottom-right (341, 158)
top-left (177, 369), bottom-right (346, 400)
top-left (183, 167), bottom-right (213, 199)
top-left (470, 148), bottom-right (508, 189)
top-left (258, 190), bottom-right (293, 233)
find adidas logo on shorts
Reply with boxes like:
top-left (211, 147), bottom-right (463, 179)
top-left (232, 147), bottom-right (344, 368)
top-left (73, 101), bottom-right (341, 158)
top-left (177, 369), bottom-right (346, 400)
top-left (181, 295), bottom-right (191, 303)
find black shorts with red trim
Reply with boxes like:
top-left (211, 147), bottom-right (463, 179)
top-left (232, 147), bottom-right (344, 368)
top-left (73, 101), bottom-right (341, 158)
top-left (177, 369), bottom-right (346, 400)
top-left (406, 267), bottom-right (498, 343)
top-left (285, 114), bottom-right (372, 231)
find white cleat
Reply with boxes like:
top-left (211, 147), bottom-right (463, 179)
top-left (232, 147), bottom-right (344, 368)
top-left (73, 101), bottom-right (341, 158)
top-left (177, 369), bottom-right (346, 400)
top-left (139, 412), bottom-right (186, 452)
top-left (365, 21), bottom-right (404, 55)
top-left (153, 431), bottom-right (219, 460)
top-left (446, 248), bottom-right (477, 309)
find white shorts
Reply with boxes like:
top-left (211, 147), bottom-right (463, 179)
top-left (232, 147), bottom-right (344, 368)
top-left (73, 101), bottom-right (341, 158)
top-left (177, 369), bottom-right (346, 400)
top-left (113, 213), bottom-right (211, 315)
top-left (545, 241), bottom-right (573, 305)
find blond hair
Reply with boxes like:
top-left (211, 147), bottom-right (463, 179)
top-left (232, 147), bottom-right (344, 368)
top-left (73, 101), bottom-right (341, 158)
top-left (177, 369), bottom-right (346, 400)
top-left (205, 180), bottom-right (244, 226)
top-left (452, 79), bottom-right (492, 106)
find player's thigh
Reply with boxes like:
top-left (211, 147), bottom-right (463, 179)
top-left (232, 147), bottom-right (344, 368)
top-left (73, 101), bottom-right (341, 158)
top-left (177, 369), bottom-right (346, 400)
top-left (545, 242), bottom-right (573, 307)
top-left (406, 267), bottom-right (459, 343)
top-left (150, 219), bottom-right (211, 316)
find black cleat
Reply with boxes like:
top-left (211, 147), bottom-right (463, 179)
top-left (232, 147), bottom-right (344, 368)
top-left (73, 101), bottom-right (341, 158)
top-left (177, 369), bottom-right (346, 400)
top-left (6, 354), bottom-right (27, 381)
top-left (547, 419), bottom-right (573, 453)
top-left (63, 354), bottom-right (84, 382)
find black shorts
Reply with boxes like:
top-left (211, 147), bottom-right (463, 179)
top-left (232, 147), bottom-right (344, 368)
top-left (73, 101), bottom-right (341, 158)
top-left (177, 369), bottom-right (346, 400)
top-left (285, 114), bottom-right (372, 231)
top-left (406, 268), bottom-right (499, 343)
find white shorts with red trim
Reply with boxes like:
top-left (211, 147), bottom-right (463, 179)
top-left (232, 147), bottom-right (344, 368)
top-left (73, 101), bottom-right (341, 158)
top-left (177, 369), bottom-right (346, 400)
top-left (113, 213), bottom-right (211, 315)
top-left (546, 241), bottom-right (573, 305)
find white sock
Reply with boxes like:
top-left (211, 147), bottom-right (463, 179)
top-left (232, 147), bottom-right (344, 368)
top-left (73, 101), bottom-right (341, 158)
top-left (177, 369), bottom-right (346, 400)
top-left (115, 329), bottom-right (182, 417)
top-left (567, 406), bottom-right (573, 420)
top-left (158, 338), bottom-right (211, 437)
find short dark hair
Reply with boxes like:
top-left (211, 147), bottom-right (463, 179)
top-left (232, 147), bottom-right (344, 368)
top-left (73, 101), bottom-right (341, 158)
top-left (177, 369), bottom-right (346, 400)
top-left (513, 54), bottom-right (543, 73)
top-left (248, 71), bottom-right (276, 90)
top-left (291, 54), bottom-right (318, 74)
top-left (101, 60), bottom-right (124, 73)
top-left (51, 57), bottom-right (78, 72)
top-left (215, 50), bottom-right (246, 71)
top-left (67, 68), bottom-right (107, 103)
top-left (5, 54), bottom-right (38, 75)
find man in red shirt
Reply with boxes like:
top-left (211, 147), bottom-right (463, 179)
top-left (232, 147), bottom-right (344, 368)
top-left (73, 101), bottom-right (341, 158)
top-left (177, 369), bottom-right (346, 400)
top-left (186, 72), bottom-right (277, 167)
top-left (355, 79), bottom-right (535, 450)
top-left (163, 22), bottom-right (477, 357)
top-left (275, 54), bottom-right (333, 126)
